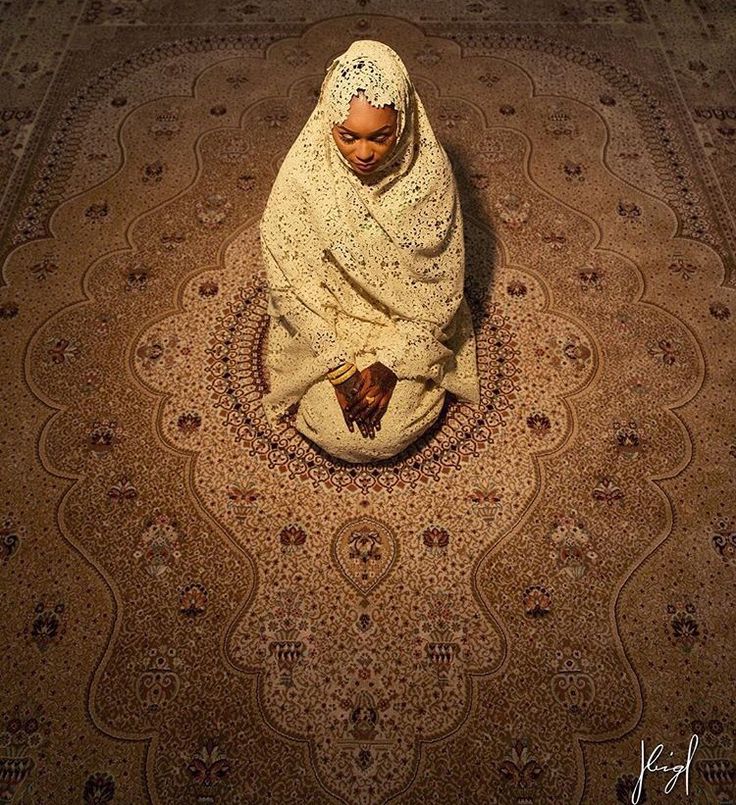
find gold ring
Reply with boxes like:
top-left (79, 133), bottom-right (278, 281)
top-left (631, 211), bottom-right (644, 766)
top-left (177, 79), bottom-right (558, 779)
top-left (365, 394), bottom-right (377, 404)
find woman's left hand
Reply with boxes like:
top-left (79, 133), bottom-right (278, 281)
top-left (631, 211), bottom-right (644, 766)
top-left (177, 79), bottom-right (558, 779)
top-left (346, 362), bottom-right (397, 437)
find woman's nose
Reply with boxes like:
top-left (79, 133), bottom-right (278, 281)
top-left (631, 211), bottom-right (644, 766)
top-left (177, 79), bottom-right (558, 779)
top-left (355, 141), bottom-right (374, 161)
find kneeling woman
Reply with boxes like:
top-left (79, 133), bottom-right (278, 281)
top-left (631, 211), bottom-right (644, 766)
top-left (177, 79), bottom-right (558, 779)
top-left (259, 39), bottom-right (480, 463)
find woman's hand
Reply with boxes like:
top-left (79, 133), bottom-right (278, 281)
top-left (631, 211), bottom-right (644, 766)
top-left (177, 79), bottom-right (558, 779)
top-left (333, 371), bottom-right (365, 435)
top-left (347, 362), bottom-right (397, 439)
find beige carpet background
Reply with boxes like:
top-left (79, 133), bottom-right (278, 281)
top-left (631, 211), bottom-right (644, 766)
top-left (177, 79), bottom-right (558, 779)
top-left (1, 3), bottom-right (735, 803)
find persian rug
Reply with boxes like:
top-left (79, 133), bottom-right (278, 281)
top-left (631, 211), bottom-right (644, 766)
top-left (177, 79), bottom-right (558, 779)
top-left (2, 6), bottom-right (734, 804)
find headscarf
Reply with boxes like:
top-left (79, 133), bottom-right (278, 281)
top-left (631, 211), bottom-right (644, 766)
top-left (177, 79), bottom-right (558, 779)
top-left (259, 39), bottom-right (480, 426)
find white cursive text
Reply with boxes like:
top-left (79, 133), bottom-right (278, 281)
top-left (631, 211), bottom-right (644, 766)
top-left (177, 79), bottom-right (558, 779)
top-left (631, 733), bottom-right (699, 804)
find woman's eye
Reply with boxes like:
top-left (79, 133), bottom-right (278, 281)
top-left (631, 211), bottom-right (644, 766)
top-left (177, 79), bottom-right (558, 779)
top-left (338, 133), bottom-right (391, 144)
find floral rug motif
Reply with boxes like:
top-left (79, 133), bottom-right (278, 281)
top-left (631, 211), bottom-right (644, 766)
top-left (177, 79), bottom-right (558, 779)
top-left (2, 8), bottom-right (734, 805)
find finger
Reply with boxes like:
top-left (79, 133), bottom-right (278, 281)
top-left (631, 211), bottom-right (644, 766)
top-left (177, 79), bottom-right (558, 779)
top-left (368, 400), bottom-right (386, 427)
top-left (353, 412), bottom-right (367, 437)
top-left (342, 410), bottom-right (354, 433)
top-left (336, 392), bottom-right (355, 432)
top-left (370, 402), bottom-right (384, 435)
top-left (357, 412), bottom-right (373, 439)
top-left (366, 407), bottom-right (379, 438)
top-left (361, 415), bottom-right (374, 439)
top-left (339, 401), bottom-right (353, 431)
top-left (363, 398), bottom-right (383, 425)
top-left (374, 397), bottom-right (392, 429)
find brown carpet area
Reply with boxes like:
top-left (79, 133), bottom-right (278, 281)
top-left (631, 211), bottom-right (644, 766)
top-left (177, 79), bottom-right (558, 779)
top-left (2, 2), bottom-right (735, 803)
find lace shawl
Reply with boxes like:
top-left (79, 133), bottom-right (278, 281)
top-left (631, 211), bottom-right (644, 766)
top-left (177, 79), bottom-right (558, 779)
top-left (260, 39), bottom-right (481, 425)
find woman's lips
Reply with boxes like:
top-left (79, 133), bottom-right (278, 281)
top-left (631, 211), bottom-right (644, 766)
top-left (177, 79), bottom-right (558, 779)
top-left (354, 161), bottom-right (376, 172)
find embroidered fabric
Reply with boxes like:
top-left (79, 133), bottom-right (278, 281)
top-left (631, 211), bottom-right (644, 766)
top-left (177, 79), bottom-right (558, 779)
top-left (259, 39), bottom-right (481, 427)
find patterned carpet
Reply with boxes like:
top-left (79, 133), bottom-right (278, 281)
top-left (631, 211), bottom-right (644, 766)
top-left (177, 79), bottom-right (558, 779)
top-left (2, 2), bottom-right (735, 803)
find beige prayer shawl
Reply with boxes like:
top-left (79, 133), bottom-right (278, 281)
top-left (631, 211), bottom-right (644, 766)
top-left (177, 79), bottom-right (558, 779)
top-left (259, 39), bottom-right (481, 432)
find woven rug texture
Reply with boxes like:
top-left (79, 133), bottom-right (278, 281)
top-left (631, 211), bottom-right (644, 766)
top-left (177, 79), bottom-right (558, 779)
top-left (1, 1), bottom-right (735, 803)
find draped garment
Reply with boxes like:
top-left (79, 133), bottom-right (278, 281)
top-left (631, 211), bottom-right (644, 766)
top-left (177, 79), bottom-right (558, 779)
top-left (259, 39), bottom-right (480, 460)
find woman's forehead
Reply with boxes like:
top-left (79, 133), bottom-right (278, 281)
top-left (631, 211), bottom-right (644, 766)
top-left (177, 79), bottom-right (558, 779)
top-left (336, 94), bottom-right (397, 129)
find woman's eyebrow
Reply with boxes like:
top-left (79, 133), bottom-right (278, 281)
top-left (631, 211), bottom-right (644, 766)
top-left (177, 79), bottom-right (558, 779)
top-left (337, 123), bottom-right (394, 136)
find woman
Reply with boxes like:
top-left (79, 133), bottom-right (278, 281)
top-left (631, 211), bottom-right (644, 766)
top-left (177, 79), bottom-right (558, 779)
top-left (259, 39), bottom-right (480, 463)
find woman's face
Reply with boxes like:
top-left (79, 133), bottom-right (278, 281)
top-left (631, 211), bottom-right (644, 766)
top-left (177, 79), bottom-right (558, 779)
top-left (331, 93), bottom-right (398, 177)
